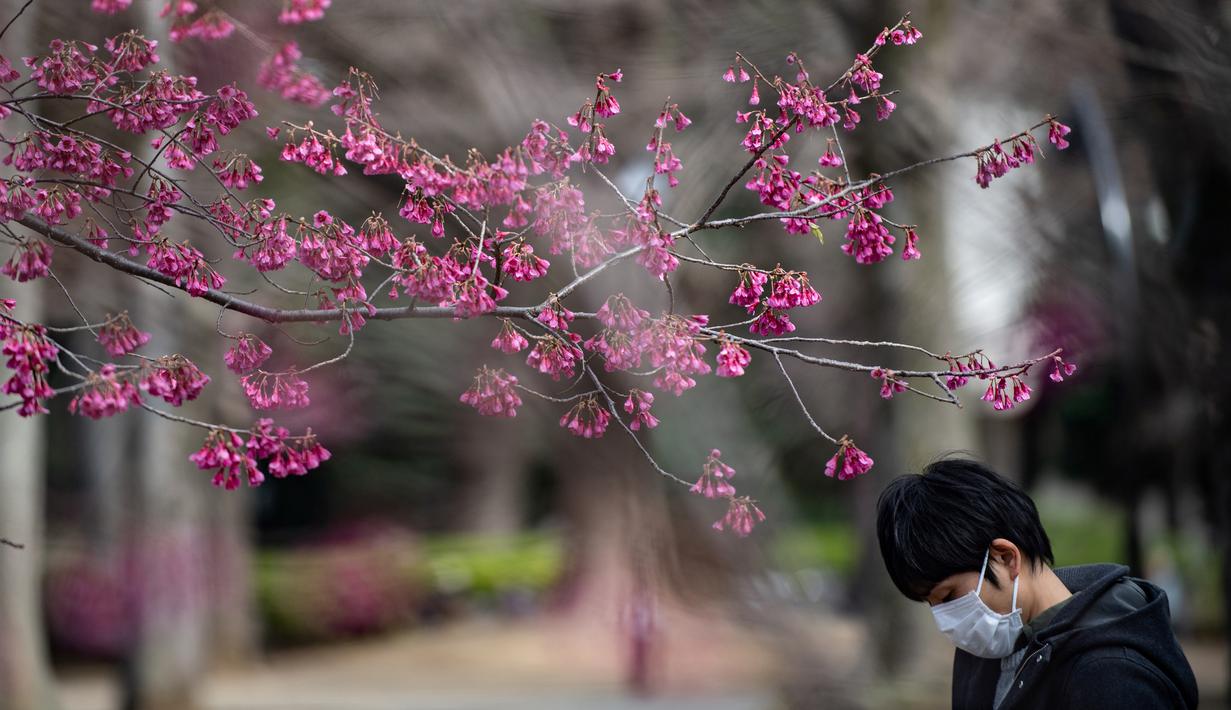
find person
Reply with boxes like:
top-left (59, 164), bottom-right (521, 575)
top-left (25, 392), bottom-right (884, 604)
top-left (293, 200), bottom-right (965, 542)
top-left (875, 458), bottom-right (1198, 709)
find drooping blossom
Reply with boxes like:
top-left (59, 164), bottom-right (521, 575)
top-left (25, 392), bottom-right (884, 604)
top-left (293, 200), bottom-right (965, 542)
top-left (501, 241), bottom-right (549, 282)
top-left (691, 448), bottom-right (737, 499)
top-left (623, 388), bottom-right (658, 430)
top-left (843, 209), bottom-right (896, 264)
top-left (212, 153), bottom-right (263, 189)
top-left (257, 41), bottom-right (329, 106)
top-left (459, 366), bottom-right (521, 417)
top-left (597, 294), bottom-right (650, 331)
top-left (749, 309), bottom-right (795, 336)
top-left (981, 374), bottom-right (1032, 411)
top-left (68, 365), bottom-right (141, 419)
top-left (713, 336), bottom-right (750, 378)
top-left (559, 396), bottom-right (611, 438)
top-left (824, 436), bottom-right (874, 481)
top-left (526, 336), bottom-right (583, 381)
top-left (765, 270), bottom-right (821, 310)
top-left (1047, 119), bottom-right (1072, 150)
top-left (224, 333), bottom-right (273, 375)
top-left (711, 496), bottom-right (766, 537)
top-left (729, 268), bottom-right (768, 314)
top-left (818, 139), bottom-right (843, 167)
top-left (92, 0), bottom-right (133, 14)
top-left (96, 312), bottom-right (150, 356)
top-left (190, 429), bottom-right (260, 490)
top-left (902, 227), bottom-right (921, 260)
top-left (357, 213), bottom-right (398, 257)
top-left (240, 369), bottom-right (310, 410)
top-left (1049, 356), bottom-right (1077, 383)
top-left (640, 314), bottom-right (711, 396)
top-left (1, 322), bottom-right (59, 416)
top-left (871, 367), bottom-right (907, 399)
top-left (490, 319), bottom-right (529, 354)
top-left (139, 354), bottom-right (210, 406)
top-left (278, 0), bottom-right (330, 24)
top-left (2, 240), bottom-right (53, 282)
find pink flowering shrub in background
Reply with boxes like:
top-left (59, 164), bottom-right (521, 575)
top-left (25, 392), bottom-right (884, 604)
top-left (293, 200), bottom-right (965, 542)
top-left (0, 4), bottom-right (1077, 537)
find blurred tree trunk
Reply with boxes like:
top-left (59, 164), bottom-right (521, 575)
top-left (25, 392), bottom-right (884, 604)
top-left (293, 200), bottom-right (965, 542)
top-left (455, 394), bottom-right (529, 534)
top-left (0, 284), bottom-right (59, 710)
top-left (0, 3), bottom-right (60, 705)
top-left (119, 4), bottom-right (208, 707)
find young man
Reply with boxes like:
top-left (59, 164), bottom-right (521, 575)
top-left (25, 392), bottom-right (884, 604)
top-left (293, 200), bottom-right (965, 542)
top-left (875, 458), bottom-right (1198, 709)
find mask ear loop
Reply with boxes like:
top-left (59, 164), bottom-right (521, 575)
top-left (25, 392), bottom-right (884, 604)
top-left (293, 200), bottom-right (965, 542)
top-left (975, 547), bottom-right (991, 596)
top-left (1011, 569), bottom-right (1020, 613)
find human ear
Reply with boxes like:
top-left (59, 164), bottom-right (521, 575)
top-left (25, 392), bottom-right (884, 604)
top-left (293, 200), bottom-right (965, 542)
top-left (990, 537), bottom-right (1022, 580)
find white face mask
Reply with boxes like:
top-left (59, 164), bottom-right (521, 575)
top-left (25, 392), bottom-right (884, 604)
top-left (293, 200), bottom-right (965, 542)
top-left (930, 548), bottom-right (1023, 659)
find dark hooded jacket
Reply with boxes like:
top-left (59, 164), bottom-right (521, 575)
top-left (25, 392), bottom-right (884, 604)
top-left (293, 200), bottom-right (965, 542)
top-left (951, 563), bottom-right (1198, 710)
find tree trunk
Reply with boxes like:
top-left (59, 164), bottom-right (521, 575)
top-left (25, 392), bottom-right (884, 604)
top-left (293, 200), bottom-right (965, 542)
top-left (0, 282), bottom-right (60, 710)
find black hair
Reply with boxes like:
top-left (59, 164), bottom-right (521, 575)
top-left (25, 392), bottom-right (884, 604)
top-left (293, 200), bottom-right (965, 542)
top-left (875, 457), bottom-right (1055, 602)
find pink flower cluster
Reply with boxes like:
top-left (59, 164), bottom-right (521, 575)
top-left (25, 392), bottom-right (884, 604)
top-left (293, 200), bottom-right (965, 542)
top-left (459, 366), bottom-right (521, 417)
top-left (224, 333), bottom-right (273, 375)
top-left (501, 241), bottom-right (549, 282)
top-left (23, 39), bottom-right (101, 95)
top-left (716, 338), bottom-right (752, 377)
top-left (2, 240), bottom-right (52, 283)
top-left (1049, 356), bottom-right (1077, 383)
top-left (641, 314), bottom-right (712, 396)
top-left (190, 420), bottom-right (330, 490)
top-left (526, 335), bottom-right (583, 381)
top-left (974, 136), bottom-right (1040, 189)
top-left (559, 396), bottom-right (611, 438)
top-left (92, 0), bottom-right (134, 14)
top-left (298, 210), bottom-right (369, 282)
top-left (146, 240), bottom-right (225, 296)
top-left (213, 153), bottom-right (263, 189)
top-left (871, 367), bottom-right (907, 399)
top-left (1, 318), bottom-right (59, 417)
top-left (712, 496), bottom-right (766, 537)
top-left (623, 388), bottom-right (657, 430)
top-left (649, 103), bottom-right (691, 187)
top-left (282, 133), bottom-right (347, 176)
top-left (258, 42), bottom-right (330, 107)
top-left (824, 436), bottom-right (874, 481)
top-left (279, 0), bottom-right (331, 24)
top-left (490, 319), bottom-right (529, 354)
top-left (140, 355), bottom-right (210, 406)
top-left (691, 448), bottom-right (736, 499)
top-left (240, 370), bottom-right (310, 410)
top-left (729, 267), bottom-right (821, 337)
top-left (97, 312), bottom-right (150, 356)
top-left (875, 20), bottom-right (923, 46)
top-left (981, 374), bottom-right (1032, 411)
top-left (68, 365), bottom-right (141, 419)
top-left (161, 2), bottom-right (236, 43)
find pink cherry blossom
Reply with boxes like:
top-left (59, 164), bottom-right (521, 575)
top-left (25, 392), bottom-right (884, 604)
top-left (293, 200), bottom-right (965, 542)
top-left (224, 333), bottom-right (273, 375)
top-left (97, 312), bottom-right (150, 356)
top-left (2, 322), bottom-right (59, 416)
top-left (1049, 356), bottom-right (1078, 383)
top-left (240, 370), bottom-right (310, 410)
top-left (68, 365), bottom-right (141, 419)
top-left (460, 366), bottom-right (521, 417)
top-left (711, 496), bottom-right (766, 537)
top-left (871, 367), bottom-right (908, 399)
top-left (139, 355), bottom-right (210, 406)
top-left (691, 448), bottom-right (737, 499)
top-left (623, 388), bottom-right (658, 430)
top-left (2, 240), bottom-right (52, 282)
top-left (559, 396), bottom-right (611, 438)
top-left (716, 339), bottom-right (752, 377)
top-left (490, 319), bottom-right (529, 354)
top-left (279, 0), bottom-right (331, 24)
top-left (501, 241), bottom-right (549, 282)
top-left (824, 436), bottom-right (874, 481)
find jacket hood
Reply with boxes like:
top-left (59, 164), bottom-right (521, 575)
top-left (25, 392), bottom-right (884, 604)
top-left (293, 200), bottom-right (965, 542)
top-left (1039, 563), bottom-right (1198, 708)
